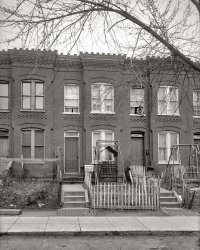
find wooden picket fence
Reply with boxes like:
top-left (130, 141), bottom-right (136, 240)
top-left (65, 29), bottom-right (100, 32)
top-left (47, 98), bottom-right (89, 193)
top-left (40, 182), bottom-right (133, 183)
top-left (91, 182), bottom-right (160, 210)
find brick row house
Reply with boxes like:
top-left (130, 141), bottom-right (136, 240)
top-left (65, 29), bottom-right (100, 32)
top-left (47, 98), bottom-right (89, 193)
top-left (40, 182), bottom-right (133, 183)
top-left (0, 49), bottom-right (200, 180)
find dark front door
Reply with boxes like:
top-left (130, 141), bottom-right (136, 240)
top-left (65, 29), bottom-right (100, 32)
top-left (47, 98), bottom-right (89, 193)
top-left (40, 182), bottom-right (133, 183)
top-left (131, 133), bottom-right (145, 166)
top-left (65, 137), bottom-right (79, 173)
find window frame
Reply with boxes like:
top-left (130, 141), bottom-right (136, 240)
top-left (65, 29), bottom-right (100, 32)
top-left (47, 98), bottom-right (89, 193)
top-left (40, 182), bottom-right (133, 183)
top-left (193, 90), bottom-right (200, 117)
top-left (0, 81), bottom-right (9, 111)
top-left (158, 131), bottom-right (179, 164)
top-left (91, 83), bottom-right (114, 114)
top-left (21, 128), bottom-right (45, 159)
top-left (92, 130), bottom-right (114, 163)
top-left (0, 129), bottom-right (9, 157)
top-left (21, 80), bottom-right (44, 111)
top-left (64, 84), bottom-right (80, 114)
top-left (158, 86), bottom-right (179, 115)
top-left (130, 87), bottom-right (145, 115)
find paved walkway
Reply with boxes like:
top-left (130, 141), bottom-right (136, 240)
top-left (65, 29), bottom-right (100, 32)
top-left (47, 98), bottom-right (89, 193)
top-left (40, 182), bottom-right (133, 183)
top-left (0, 216), bottom-right (199, 235)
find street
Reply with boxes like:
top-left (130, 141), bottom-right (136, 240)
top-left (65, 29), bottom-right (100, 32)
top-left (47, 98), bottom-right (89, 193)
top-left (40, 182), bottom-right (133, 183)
top-left (0, 235), bottom-right (199, 250)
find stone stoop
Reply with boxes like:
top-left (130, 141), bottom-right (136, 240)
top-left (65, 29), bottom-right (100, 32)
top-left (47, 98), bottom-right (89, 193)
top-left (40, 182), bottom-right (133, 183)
top-left (160, 189), bottom-right (181, 208)
top-left (57, 183), bottom-right (92, 216)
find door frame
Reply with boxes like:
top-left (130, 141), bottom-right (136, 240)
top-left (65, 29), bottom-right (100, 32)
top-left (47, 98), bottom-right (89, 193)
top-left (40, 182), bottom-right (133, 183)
top-left (130, 131), bottom-right (145, 166)
top-left (64, 130), bottom-right (80, 173)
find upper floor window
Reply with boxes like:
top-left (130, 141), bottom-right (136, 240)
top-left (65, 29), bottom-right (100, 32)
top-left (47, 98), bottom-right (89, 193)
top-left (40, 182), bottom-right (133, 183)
top-left (91, 83), bottom-right (114, 113)
top-left (130, 88), bottom-right (145, 115)
top-left (22, 128), bottom-right (44, 159)
top-left (0, 81), bottom-right (9, 111)
top-left (22, 80), bottom-right (44, 110)
top-left (158, 131), bottom-right (179, 164)
top-left (92, 130), bottom-right (114, 162)
top-left (64, 85), bottom-right (79, 113)
top-left (193, 90), bottom-right (200, 117)
top-left (158, 86), bottom-right (179, 115)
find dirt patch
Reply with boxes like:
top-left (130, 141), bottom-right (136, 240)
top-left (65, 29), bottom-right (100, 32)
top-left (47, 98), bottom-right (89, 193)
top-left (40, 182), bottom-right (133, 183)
top-left (0, 177), bottom-right (60, 209)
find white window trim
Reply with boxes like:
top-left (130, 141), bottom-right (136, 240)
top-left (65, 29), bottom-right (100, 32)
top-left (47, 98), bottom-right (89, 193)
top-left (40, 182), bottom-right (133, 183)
top-left (21, 128), bottom-right (45, 159)
top-left (92, 130), bottom-right (114, 163)
top-left (91, 83), bottom-right (114, 114)
top-left (21, 80), bottom-right (44, 111)
top-left (64, 84), bottom-right (79, 114)
top-left (157, 86), bottom-right (179, 116)
top-left (130, 88), bottom-right (145, 116)
top-left (158, 131), bottom-right (179, 164)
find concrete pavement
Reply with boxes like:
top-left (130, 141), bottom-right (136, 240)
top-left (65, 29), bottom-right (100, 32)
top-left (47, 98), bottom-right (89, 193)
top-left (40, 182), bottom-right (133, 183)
top-left (0, 216), bottom-right (199, 235)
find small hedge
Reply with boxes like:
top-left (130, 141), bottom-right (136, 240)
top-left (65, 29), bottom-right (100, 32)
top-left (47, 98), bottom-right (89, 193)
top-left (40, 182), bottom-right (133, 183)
top-left (0, 177), bottom-right (60, 209)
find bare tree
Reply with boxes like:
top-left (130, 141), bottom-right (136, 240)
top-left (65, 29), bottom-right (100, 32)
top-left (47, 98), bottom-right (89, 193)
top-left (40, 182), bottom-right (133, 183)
top-left (0, 0), bottom-right (200, 71)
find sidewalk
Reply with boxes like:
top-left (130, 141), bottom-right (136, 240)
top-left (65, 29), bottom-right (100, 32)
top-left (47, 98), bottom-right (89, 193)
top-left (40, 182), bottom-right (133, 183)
top-left (1, 215), bottom-right (199, 235)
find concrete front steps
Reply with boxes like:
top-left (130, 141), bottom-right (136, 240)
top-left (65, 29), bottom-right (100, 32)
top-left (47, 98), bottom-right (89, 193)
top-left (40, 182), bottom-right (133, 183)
top-left (62, 173), bottom-right (84, 184)
top-left (160, 188), bottom-right (181, 208)
top-left (57, 183), bottom-right (93, 216)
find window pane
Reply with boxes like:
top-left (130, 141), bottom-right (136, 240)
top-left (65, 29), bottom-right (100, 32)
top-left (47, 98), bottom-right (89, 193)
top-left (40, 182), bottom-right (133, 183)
top-left (35, 83), bottom-right (44, 96)
top-left (105, 132), bottom-right (113, 141)
top-left (0, 137), bottom-right (9, 157)
top-left (35, 130), bottom-right (44, 146)
top-left (0, 98), bottom-right (8, 109)
top-left (169, 88), bottom-right (178, 101)
top-left (23, 82), bottom-right (31, 95)
top-left (92, 85), bottom-right (100, 98)
top-left (0, 83), bottom-right (8, 96)
top-left (35, 97), bottom-right (44, 109)
top-left (158, 87), bottom-right (166, 100)
top-left (169, 101), bottom-right (178, 114)
top-left (159, 149), bottom-right (167, 161)
top-left (22, 146), bottom-right (31, 158)
top-left (170, 133), bottom-right (178, 147)
top-left (22, 131), bottom-right (31, 146)
top-left (35, 147), bottom-right (44, 158)
top-left (159, 133), bottom-right (166, 147)
top-left (158, 100), bottom-right (167, 114)
top-left (104, 85), bottom-right (113, 99)
top-left (22, 97), bottom-right (31, 109)
top-left (104, 99), bottom-right (113, 112)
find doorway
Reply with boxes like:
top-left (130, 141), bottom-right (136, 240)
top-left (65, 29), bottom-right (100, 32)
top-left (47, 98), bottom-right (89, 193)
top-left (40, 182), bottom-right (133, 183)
top-left (130, 132), bottom-right (145, 166)
top-left (64, 131), bottom-right (79, 173)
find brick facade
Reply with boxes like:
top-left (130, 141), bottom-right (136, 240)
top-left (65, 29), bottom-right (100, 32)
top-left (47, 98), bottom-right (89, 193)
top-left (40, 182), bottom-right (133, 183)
top-left (0, 49), bottom-right (200, 177)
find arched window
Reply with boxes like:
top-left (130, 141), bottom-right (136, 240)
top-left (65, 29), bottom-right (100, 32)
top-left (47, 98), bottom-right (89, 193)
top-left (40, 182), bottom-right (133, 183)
top-left (21, 80), bottom-right (44, 110)
top-left (158, 131), bottom-right (179, 164)
top-left (21, 128), bottom-right (44, 158)
top-left (92, 130), bottom-right (114, 162)
top-left (64, 84), bottom-right (79, 113)
top-left (158, 86), bottom-right (179, 115)
top-left (91, 83), bottom-right (114, 113)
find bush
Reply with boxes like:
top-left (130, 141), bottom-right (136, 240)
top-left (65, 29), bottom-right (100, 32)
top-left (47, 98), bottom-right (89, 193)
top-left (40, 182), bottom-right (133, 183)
top-left (0, 177), bottom-right (60, 209)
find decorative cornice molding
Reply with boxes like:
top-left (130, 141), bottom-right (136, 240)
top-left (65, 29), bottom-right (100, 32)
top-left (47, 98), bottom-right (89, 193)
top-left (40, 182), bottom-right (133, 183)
top-left (156, 116), bottom-right (182, 123)
top-left (130, 116), bottom-right (146, 123)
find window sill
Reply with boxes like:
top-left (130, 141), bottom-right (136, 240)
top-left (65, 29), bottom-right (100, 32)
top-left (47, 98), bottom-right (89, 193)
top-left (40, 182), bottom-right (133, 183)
top-left (158, 162), bottom-right (179, 165)
top-left (20, 110), bottom-right (45, 112)
top-left (130, 114), bottom-right (146, 116)
top-left (91, 111), bottom-right (115, 114)
top-left (193, 116), bottom-right (200, 118)
top-left (0, 110), bottom-right (9, 113)
top-left (157, 114), bottom-right (180, 116)
top-left (62, 112), bottom-right (80, 115)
